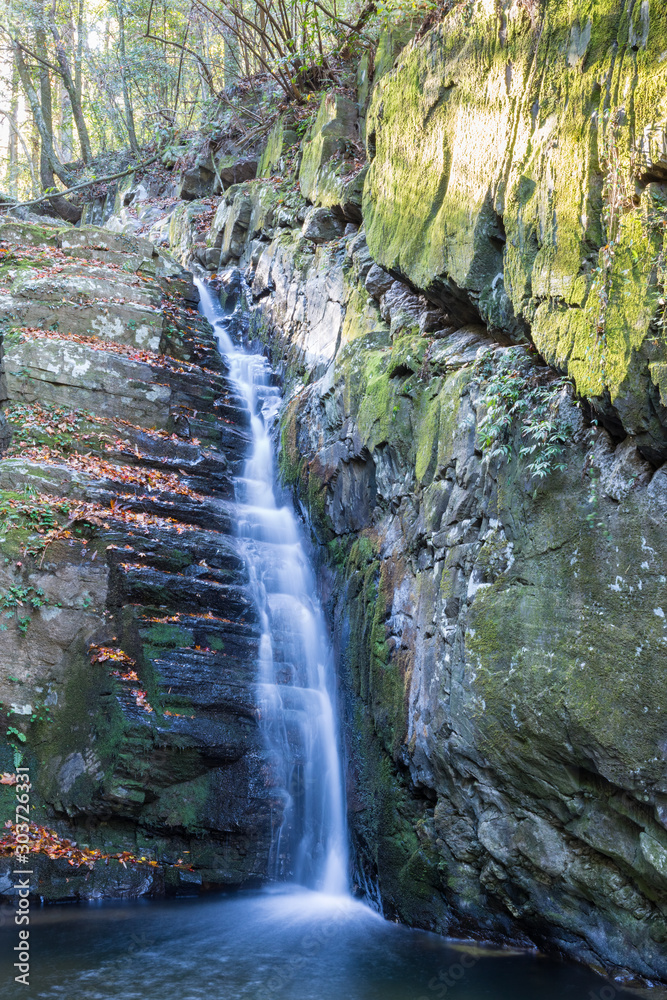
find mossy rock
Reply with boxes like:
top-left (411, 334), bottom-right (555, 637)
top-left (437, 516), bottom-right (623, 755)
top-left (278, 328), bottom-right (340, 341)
top-left (257, 114), bottom-right (299, 178)
top-left (363, 0), bottom-right (667, 455)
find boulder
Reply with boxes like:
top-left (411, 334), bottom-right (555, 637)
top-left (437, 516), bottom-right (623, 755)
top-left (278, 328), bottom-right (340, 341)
top-left (302, 207), bottom-right (345, 244)
top-left (364, 263), bottom-right (394, 299)
top-left (299, 94), bottom-right (365, 220)
top-left (178, 165), bottom-right (215, 201)
top-left (214, 154), bottom-right (258, 191)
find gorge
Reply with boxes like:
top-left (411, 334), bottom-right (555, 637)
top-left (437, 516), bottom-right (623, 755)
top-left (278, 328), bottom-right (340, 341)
top-left (1, 0), bottom-right (667, 995)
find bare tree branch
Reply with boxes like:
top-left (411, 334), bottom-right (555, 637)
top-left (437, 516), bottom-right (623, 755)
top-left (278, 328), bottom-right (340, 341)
top-left (4, 154), bottom-right (160, 211)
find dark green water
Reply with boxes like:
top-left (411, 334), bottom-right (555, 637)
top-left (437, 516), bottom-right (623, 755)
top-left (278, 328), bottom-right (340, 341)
top-left (0, 887), bottom-right (637, 1000)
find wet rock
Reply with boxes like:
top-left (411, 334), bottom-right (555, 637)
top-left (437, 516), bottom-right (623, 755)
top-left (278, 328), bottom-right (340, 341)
top-left (228, 201), bottom-right (667, 984)
top-left (0, 222), bottom-right (274, 901)
top-left (364, 263), bottom-right (394, 299)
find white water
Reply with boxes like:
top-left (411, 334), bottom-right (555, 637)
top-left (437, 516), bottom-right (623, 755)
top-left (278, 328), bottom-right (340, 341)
top-left (196, 279), bottom-right (348, 895)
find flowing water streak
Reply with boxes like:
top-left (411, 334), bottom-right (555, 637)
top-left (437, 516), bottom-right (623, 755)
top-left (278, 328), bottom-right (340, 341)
top-left (196, 279), bottom-right (347, 895)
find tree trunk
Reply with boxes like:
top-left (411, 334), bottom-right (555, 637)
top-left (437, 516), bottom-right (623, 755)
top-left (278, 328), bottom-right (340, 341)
top-left (11, 40), bottom-right (73, 186)
top-left (8, 53), bottom-right (20, 197)
top-left (75, 0), bottom-right (85, 105)
top-left (56, 77), bottom-right (75, 162)
top-left (35, 24), bottom-right (55, 183)
top-left (11, 38), bottom-right (81, 221)
top-left (49, 17), bottom-right (93, 163)
top-left (31, 120), bottom-right (41, 198)
top-left (116, 0), bottom-right (139, 153)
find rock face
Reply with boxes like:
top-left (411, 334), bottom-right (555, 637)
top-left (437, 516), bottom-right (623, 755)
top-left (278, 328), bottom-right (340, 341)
top-left (299, 94), bottom-right (367, 222)
top-left (201, 17), bottom-right (667, 968)
top-left (274, 266), bottom-right (667, 981)
top-left (257, 115), bottom-right (299, 178)
top-left (179, 154), bottom-right (258, 201)
top-left (0, 222), bottom-right (273, 898)
top-left (363, 0), bottom-right (667, 462)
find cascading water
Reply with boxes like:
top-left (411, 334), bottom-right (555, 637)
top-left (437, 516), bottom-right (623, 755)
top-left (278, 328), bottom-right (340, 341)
top-left (196, 278), bottom-right (347, 895)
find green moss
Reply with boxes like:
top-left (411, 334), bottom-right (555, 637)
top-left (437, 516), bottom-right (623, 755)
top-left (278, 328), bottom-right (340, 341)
top-left (459, 440), bottom-right (667, 797)
top-left (299, 93), bottom-right (359, 209)
top-left (0, 222), bottom-right (62, 247)
top-left (257, 114), bottom-right (299, 178)
top-left (33, 638), bottom-right (131, 809)
top-left (141, 773), bottom-right (210, 833)
top-left (363, 0), bottom-right (667, 441)
top-left (373, 18), bottom-right (420, 82)
top-left (340, 286), bottom-right (388, 345)
top-left (350, 696), bottom-right (443, 925)
top-left (343, 538), bottom-right (407, 757)
top-left (327, 535), bottom-right (351, 568)
top-left (305, 464), bottom-right (331, 539)
top-left (140, 623), bottom-right (194, 649)
top-left (387, 332), bottom-right (427, 372)
top-left (278, 398), bottom-right (303, 487)
top-left (414, 381), bottom-right (441, 484)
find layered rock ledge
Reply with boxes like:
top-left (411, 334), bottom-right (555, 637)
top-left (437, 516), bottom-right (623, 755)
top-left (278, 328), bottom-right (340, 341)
top-left (0, 222), bottom-right (273, 899)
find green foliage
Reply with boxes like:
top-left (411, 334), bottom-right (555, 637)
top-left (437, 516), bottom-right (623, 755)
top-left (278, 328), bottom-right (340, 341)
top-left (475, 348), bottom-right (575, 479)
top-left (0, 584), bottom-right (50, 636)
top-left (0, 584), bottom-right (46, 611)
top-left (0, 487), bottom-right (67, 536)
top-left (3, 0), bottom-right (440, 202)
top-left (28, 698), bottom-right (53, 724)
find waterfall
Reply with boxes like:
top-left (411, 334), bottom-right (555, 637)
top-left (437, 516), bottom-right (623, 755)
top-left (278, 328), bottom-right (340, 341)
top-left (196, 278), bottom-right (348, 896)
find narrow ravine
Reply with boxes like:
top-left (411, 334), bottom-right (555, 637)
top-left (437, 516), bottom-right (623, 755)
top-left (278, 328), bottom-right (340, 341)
top-left (196, 279), bottom-right (347, 895)
top-left (3, 4), bottom-right (666, 987)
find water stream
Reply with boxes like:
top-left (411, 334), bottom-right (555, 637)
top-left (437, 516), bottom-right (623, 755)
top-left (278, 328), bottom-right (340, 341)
top-left (196, 278), bottom-right (347, 894)
top-left (0, 890), bottom-right (638, 1000)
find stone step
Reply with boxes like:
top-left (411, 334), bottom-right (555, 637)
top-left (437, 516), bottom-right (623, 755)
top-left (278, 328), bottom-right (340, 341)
top-left (89, 486), bottom-right (235, 533)
top-left (135, 612), bottom-right (262, 663)
top-left (151, 650), bottom-right (259, 714)
top-left (115, 564), bottom-right (259, 623)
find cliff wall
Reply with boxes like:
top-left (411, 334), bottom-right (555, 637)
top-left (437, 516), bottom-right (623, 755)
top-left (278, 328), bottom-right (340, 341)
top-left (197, 1), bottom-right (667, 980)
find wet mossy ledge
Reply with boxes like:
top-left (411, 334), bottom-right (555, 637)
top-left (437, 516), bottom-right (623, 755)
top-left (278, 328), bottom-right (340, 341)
top-left (0, 221), bottom-right (274, 899)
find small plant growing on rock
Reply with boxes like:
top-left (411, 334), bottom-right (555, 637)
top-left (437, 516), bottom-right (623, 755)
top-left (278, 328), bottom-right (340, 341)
top-left (475, 347), bottom-right (575, 478)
